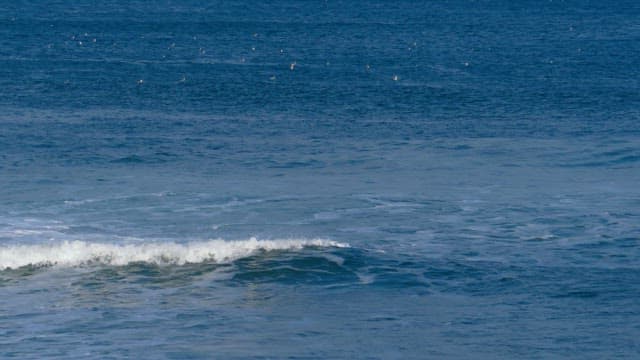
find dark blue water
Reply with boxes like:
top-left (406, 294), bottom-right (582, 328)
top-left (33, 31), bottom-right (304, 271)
top-left (1, 1), bottom-right (640, 358)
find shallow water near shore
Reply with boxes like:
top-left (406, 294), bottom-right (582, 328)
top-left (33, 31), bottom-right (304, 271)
top-left (1, 1), bottom-right (640, 358)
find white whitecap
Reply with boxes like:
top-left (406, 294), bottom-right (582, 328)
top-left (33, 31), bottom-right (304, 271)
top-left (0, 238), bottom-right (349, 270)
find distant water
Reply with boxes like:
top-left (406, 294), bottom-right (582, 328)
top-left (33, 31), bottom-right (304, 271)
top-left (1, 1), bottom-right (640, 358)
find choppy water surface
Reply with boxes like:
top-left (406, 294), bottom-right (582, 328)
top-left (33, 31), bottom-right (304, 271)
top-left (1, 1), bottom-right (639, 358)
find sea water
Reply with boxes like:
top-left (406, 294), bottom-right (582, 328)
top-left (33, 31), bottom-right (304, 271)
top-left (1, 1), bottom-right (639, 358)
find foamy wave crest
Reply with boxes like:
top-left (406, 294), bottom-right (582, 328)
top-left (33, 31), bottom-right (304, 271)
top-left (0, 238), bottom-right (349, 270)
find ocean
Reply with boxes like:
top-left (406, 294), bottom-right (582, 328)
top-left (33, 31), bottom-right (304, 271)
top-left (1, 1), bottom-right (639, 358)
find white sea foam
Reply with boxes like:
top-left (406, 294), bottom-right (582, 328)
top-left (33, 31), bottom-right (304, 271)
top-left (0, 238), bottom-right (349, 270)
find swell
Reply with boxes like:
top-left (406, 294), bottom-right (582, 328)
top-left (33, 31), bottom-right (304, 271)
top-left (561, 146), bottom-right (640, 168)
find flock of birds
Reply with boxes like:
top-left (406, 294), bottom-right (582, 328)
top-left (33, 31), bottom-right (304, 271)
top-left (52, 31), bottom-right (475, 86)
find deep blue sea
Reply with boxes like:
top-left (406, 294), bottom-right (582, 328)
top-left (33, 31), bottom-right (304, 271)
top-left (1, 1), bottom-right (640, 358)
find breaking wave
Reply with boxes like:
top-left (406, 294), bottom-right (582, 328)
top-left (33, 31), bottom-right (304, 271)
top-left (0, 238), bottom-right (349, 270)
